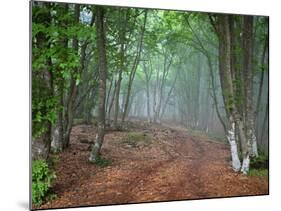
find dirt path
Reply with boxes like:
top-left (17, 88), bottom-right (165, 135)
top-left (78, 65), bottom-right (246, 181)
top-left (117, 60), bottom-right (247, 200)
top-left (39, 122), bottom-right (268, 209)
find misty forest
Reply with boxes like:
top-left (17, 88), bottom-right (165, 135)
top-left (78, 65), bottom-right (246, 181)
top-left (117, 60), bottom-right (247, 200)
top-left (31, 1), bottom-right (269, 209)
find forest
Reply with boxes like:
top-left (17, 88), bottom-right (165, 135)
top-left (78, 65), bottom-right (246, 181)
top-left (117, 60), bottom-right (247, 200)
top-left (31, 1), bottom-right (269, 209)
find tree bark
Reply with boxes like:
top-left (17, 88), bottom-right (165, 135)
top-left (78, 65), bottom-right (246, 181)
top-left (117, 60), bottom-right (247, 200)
top-left (89, 6), bottom-right (107, 162)
top-left (143, 61), bottom-right (152, 122)
top-left (51, 4), bottom-right (69, 153)
top-left (242, 16), bottom-right (258, 164)
top-left (255, 34), bottom-right (268, 143)
top-left (32, 2), bottom-right (53, 160)
top-left (216, 15), bottom-right (242, 172)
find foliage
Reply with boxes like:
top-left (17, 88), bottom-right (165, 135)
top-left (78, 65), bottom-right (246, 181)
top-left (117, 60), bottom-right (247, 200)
top-left (32, 2), bottom-right (93, 138)
top-left (32, 159), bottom-right (56, 206)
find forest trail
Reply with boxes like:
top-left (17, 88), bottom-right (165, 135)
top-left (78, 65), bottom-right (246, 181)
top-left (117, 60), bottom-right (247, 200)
top-left (40, 121), bottom-right (268, 209)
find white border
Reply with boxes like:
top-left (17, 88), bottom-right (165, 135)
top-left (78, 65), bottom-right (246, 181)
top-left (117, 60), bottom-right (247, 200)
top-left (0, 0), bottom-right (280, 211)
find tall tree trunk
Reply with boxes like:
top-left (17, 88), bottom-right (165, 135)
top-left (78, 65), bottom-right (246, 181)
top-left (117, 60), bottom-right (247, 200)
top-left (145, 79), bottom-right (151, 122)
top-left (63, 4), bottom-right (80, 148)
top-left (51, 4), bottom-right (69, 152)
top-left (143, 62), bottom-right (152, 122)
top-left (32, 2), bottom-right (52, 160)
top-left (113, 69), bottom-right (123, 129)
top-left (217, 15), bottom-right (242, 172)
top-left (242, 16), bottom-right (258, 166)
top-left (122, 11), bottom-right (147, 122)
top-left (113, 10), bottom-right (129, 129)
top-left (160, 69), bottom-right (178, 120)
top-left (89, 6), bottom-right (107, 162)
top-left (261, 95), bottom-right (269, 147)
top-left (255, 35), bottom-right (268, 143)
top-left (107, 80), bottom-right (117, 123)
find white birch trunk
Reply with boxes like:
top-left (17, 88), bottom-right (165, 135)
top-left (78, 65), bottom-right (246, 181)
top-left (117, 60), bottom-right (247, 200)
top-left (241, 154), bottom-right (250, 174)
top-left (227, 123), bottom-right (241, 172)
top-left (251, 133), bottom-right (259, 157)
top-left (51, 125), bottom-right (62, 153)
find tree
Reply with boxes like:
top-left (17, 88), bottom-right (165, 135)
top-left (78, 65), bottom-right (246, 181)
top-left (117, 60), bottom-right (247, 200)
top-left (89, 6), bottom-right (107, 162)
top-left (121, 10), bottom-right (148, 122)
top-left (32, 2), bottom-right (54, 160)
top-left (210, 14), bottom-right (262, 174)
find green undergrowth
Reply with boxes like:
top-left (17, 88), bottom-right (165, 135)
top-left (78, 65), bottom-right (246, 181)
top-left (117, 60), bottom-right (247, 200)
top-left (32, 159), bottom-right (56, 207)
top-left (248, 151), bottom-right (269, 178)
top-left (248, 169), bottom-right (269, 178)
top-left (250, 151), bottom-right (269, 169)
top-left (123, 132), bottom-right (152, 148)
top-left (92, 156), bottom-right (112, 168)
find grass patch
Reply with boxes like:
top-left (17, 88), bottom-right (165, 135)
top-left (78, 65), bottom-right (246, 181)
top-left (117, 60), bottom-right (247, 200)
top-left (248, 151), bottom-right (269, 178)
top-left (248, 169), bottom-right (268, 178)
top-left (123, 132), bottom-right (152, 148)
top-left (92, 156), bottom-right (112, 168)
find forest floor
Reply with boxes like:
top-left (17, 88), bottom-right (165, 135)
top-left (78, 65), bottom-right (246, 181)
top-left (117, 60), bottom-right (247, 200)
top-left (39, 120), bottom-right (268, 209)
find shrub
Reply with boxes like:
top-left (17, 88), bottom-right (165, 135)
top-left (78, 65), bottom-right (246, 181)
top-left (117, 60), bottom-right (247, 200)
top-left (32, 159), bottom-right (56, 206)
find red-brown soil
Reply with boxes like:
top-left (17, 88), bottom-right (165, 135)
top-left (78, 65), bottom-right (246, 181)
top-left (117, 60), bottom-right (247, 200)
top-left (39, 121), bottom-right (268, 209)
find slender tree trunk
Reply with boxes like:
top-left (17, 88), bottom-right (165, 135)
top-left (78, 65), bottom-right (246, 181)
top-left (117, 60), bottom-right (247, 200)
top-left (160, 69), bottom-right (178, 120)
top-left (122, 11), bottom-right (147, 122)
top-left (105, 75), bottom-right (113, 115)
top-left (63, 4), bottom-right (80, 149)
top-left (261, 95), bottom-right (269, 146)
top-left (113, 69), bottom-right (123, 129)
top-left (143, 62), bottom-right (152, 122)
top-left (145, 80), bottom-right (151, 122)
top-left (255, 35), bottom-right (268, 143)
top-left (207, 55), bottom-right (227, 133)
top-left (107, 80), bottom-right (117, 123)
top-left (89, 6), bottom-right (107, 162)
